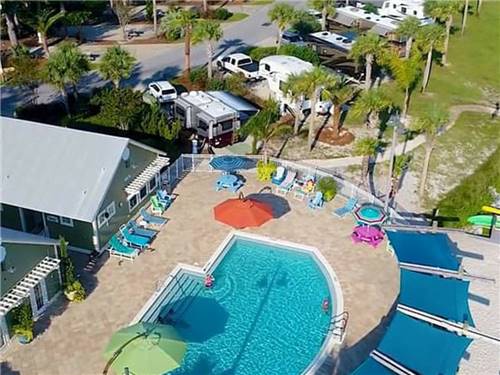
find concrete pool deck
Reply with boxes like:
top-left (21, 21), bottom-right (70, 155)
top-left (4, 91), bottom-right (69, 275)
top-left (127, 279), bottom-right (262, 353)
top-left (1, 172), bottom-right (400, 375)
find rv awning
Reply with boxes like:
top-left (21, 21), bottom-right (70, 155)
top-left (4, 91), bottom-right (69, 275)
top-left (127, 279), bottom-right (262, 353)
top-left (370, 24), bottom-right (394, 36)
top-left (332, 13), bottom-right (357, 26)
top-left (124, 155), bottom-right (169, 196)
top-left (377, 312), bottom-right (472, 375)
top-left (400, 269), bottom-right (475, 326)
top-left (0, 257), bottom-right (60, 316)
top-left (386, 231), bottom-right (461, 271)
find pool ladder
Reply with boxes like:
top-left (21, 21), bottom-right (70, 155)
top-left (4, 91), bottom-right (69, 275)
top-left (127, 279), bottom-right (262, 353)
top-left (329, 311), bottom-right (349, 341)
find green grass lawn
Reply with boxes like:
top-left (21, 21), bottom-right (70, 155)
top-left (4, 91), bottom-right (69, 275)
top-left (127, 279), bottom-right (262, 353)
top-left (224, 12), bottom-right (249, 22)
top-left (410, 111), bottom-right (500, 207)
top-left (246, 0), bottom-right (274, 4)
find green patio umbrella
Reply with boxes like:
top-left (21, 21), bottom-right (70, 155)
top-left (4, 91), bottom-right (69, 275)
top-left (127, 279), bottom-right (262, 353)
top-left (103, 322), bottom-right (186, 375)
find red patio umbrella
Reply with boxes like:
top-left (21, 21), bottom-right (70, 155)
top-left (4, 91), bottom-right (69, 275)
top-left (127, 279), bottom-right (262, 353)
top-left (214, 194), bottom-right (273, 229)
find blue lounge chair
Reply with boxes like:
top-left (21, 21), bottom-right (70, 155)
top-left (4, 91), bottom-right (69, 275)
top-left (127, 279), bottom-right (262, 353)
top-left (120, 228), bottom-right (150, 249)
top-left (275, 171), bottom-right (296, 196)
top-left (272, 166), bottom-right (286, 185)
top-left (333, 197), bottom-right (357, 218)
top-left (108, 235), bottom-right (138, 260)
top-left (140, 208), bottom-right (167, 226)
top-left (156, 191), bottom-right (173, 207)
top-left (126, 221), bottom-right (157, 239)
top-left (308, 192), bottom-right (324, 210)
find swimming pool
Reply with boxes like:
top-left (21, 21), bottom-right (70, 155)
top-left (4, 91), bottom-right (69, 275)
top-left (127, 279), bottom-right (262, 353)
top-left (134, 233), bottom-right (343, 375)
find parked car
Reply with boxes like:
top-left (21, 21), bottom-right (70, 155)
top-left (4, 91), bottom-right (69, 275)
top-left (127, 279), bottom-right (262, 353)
top-left (281, 30), bottom-right (306, 46)
top-left (216, 53), bottom-right (260, 81)
top-left (148, 81), bottom-right (178, 103)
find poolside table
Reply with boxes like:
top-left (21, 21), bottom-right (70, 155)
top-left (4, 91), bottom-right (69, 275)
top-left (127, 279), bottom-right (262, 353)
top-left (215, 174), bottom-right (242, 192)
top-left (351, 225), bottom-right (384, 248)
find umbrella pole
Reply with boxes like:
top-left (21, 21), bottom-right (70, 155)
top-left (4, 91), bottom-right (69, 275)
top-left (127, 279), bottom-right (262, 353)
top-left (102, 332), bottom-right (147, 375)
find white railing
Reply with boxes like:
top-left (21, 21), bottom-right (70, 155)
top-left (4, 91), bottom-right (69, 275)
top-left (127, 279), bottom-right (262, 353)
top-left (160, 154), bottom-right (421, 225)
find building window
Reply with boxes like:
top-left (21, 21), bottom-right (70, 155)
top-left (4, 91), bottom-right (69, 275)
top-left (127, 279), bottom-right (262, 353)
top-left (60, 217), bottom-right (74, 227)
top-left (139, 186), bottom-right (148, 201)
top-left (220, 120), bottom-right (233, 132)
top-left (413, 10), bottom-right (417, 15)
top-left (128, 195), bottom-right (139, 212)
top-left (148, 175), bottom-right (158, 192)
top-left (46, 215), bottom-right (59, 223)
top-left (97, 202), bottom-right (116, 228)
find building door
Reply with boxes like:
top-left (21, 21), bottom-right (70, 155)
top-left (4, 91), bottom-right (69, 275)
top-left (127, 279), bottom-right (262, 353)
top-left (34, 283), bottom-right (45, 312)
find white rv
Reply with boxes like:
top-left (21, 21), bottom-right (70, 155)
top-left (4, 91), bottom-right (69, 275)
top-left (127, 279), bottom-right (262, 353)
top-left (258, 55), bottom-right (331, 115)
top-left (378, 0), bottom-right (428, 21)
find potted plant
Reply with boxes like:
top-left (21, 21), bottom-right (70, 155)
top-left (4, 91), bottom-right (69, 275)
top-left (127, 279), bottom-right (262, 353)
top-left (12, 302), bottom-right (34, 344)
top-left (59, 237), bottom-right (86, 302)
top-left (256, 160), bottom-right (277, 182)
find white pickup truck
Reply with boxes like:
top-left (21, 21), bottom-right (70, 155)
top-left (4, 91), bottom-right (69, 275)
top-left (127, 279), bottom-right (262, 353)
top-left (216, 53), bottom-right (260, 81)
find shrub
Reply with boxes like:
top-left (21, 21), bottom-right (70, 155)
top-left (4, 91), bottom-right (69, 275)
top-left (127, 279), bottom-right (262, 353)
top-left (317, 176), bottom-right (337, 202)
top-left (256, 161), bottom-right (277, 182)
top-left (207, 78), bottom-right (225, 90)
top-left (189, 67), bottom-right (208, 84)
top-left (65, 280), bottom-right (86, 302)
top-left (224, 73), bottom-right (248, 96)
top-left (213, 8), bottom-right (232, 20)
top-left (12, 302), bottom-right (34, 342)
top-left (278, 44), bottom-right (321, 65)
top-left (291, 12), bottom-right (321, 35)
top-left (247, 46), bottom-right (277, 61)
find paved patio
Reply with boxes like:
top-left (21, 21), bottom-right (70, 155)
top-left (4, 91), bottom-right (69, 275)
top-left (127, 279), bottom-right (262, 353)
top-left (1, 172), bottom-right (399, 375)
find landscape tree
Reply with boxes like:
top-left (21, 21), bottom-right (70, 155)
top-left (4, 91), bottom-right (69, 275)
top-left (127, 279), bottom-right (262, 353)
top-left (1, 2), bottom-right (19, 47)
top-left (415, 23), bottom-right (445, 92)
top-left (64, 10), bottom-right (91, 41)
top-left (308, 0), bottom-right (335, 31)
top-left (161, 9), bottom-right (198, 74)
top-left (395, 16), bottom-right (420, 59)
top-left (142, 101), bottom-right (182, 141)
top-left (350, 87), bottom-right (393, 129)
top-left (268, 3), bottom-right (297, 49)
top-left (192, 19), bottom-right (223, 80)
top-left (5, 45), bottom-right (42, 104)
top-left (238, 100), bottom-right (288, 163)
top-left (349, 32), bottom-right (387, 90)
top-left (44, 41), bottom-right (90, 114)
top-left (354, 137), bottom-right (379, 187)
top-left (281, 72), bottom-right (306, 135)
top-left (113, 2), bottom-right (131, 41)
top-left (282, 67), bottom-right (337, 150)
top-left (392, 154), bottom-right (412, 196)
top-left (389, 54), bottom-right (422, 120)
top-left (424, 0), bottom-right (461, 65)
top-left (27, 9), bottom-right (65, 56)
top-left (461, 0), bottom-right (469, 35)
top-left (98, 46), bottom-right (136, 88)
top-left (91, 88), bottom-right (144, 131)
top-left (411, 105), bottom-right (449, 200)
top-left (323, 78), bottom-right (358, 137)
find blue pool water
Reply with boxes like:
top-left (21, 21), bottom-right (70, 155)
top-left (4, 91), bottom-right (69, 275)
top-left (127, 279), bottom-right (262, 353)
top-left (158, 238), bottom-right (333, 375)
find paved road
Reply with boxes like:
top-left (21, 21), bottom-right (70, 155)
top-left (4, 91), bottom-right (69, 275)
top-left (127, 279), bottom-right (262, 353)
top-left (1, 2), bottom-right (307, 116)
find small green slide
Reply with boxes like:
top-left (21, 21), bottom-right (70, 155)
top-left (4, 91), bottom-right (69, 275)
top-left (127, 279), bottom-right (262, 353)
top-left (467, 215), bottom-right (500, 228)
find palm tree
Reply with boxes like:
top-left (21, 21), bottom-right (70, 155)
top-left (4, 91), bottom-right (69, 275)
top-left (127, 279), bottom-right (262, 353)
top-left (424, 0), bottom-right (461, 65)
top-left (113, 2), bottom-right (131, 41)
top-left (161, 9), bottom-right (198, 74)
top-left (192, 20), bottom-right (223, 80)
top-left (416, 23), bottom-right (445, 92)
top-left (476, 0), bottom-right (482, 16)
top-left (308, 0), bottom-right (335, 31)
top-left (283, 67), bottom-right (337, 151)
top-left (396, 16), bottom-right (420, 59)
top-left (1, 2), bottom-right (19, 47)
top-left (322, 78), bottom-right (358, 137)
top-left (44, 41), bottom-right (90, 114)
top-left (281, 73), bottom-right (306, 135)
top-left (28, 9), bottom-right (65, 56)
top-left (239, 101), bottom-right (287, 163)
top-left (350, 87), bottom-right (393, 128)
top-left (98, 46), bottom-right (136, 88)
top-left (268, 3), bottom-right (296, 49)
top-left (461, 0), bottom-right (469, 36)
top-left (152, 0), bottom-right (158, 36)
top-left (349, 33), bottom-right (387, 91)
top-left (389, 54), bottom-right (422, 120)
top-left (410, 105), bottom-right (449, 199)
top-left (354, 137), bottom-right (379, 187)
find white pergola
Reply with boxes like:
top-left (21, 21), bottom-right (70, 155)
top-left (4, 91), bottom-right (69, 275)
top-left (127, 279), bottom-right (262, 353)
top-left (124, 156), bottom-right (169, 197)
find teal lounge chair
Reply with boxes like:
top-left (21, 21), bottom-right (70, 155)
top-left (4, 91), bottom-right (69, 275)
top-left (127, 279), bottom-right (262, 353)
top-left (308, 192), bottom-right (324, 210)
top-left (140, 208), bottom-right (167, 226)
top-left (333, 197), bottom-right (357, 218)
top-left (120, 227), bottom-right (150, 249)
top-left (108, 235), bottom-right (138, 260)
top-left (126, 221), bottom-right (157, 239)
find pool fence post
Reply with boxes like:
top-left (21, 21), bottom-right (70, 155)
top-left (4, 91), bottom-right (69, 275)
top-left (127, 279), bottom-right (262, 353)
top-left (175, 158), bottom-right (179, 180)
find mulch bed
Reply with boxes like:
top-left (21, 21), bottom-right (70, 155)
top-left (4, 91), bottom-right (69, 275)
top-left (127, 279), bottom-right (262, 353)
top-left (317, 126), bottom-right (355, 146)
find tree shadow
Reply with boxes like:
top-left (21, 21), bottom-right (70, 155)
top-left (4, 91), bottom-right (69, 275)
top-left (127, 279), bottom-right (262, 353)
top-left (215, 38), bottom-right (246, 57)
top-left (0, 362), bottom-right (21, 375)
top-left (245, 193), bottom-right (291, 218)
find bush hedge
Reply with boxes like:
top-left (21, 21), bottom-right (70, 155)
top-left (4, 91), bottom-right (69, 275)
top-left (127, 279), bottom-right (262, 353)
top-left (437, 147), bottom-right (500, 228)
top-left (213, 8), bottom-right (232, 20)
top-left (246, 45), bottom-right (320, 65)
top-left (317, 176), bottom-right (337, 202)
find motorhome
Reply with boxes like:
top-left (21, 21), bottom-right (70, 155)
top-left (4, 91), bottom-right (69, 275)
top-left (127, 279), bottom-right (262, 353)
top-left (174, 91), bottom-right (258, 148)
top-left (308, 31), bottom-right (356, 55)
top-left (258, 55), bottom-right (331, 115)
top-left (378, 0), bottom-right (430, 22)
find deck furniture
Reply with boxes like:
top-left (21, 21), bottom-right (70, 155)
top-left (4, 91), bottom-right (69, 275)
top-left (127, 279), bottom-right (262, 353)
top-left (215, 173), bottom-right (243, 192)
top-left (351, 225), bottom-right (384, 248)
top-left (120, 227), bottom-right (151, 249)
top-left (271, 166), bottom-right (286, 185)
top-left (275, 171), bottom-right (296, 196)
top-left (150, 196), bottom-right (167, 214)
top-left (108, 235), bottom-right (139, 260)
top-left (156, 190), bottom-right (174, 207)
top-left (332, 197), bottom-right (358, 218)
top-left (140, 208), bottom-right (167, 226)
top-left (124, 221), bottom-right (157, 240)
top-left (308, 192), bottom-right (324, 210)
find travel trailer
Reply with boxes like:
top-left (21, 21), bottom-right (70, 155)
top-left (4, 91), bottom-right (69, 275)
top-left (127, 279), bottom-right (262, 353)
top-left (174, 91), bottom-right (258, 148)
top-left (258, 55), bottom-right (332, 115)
